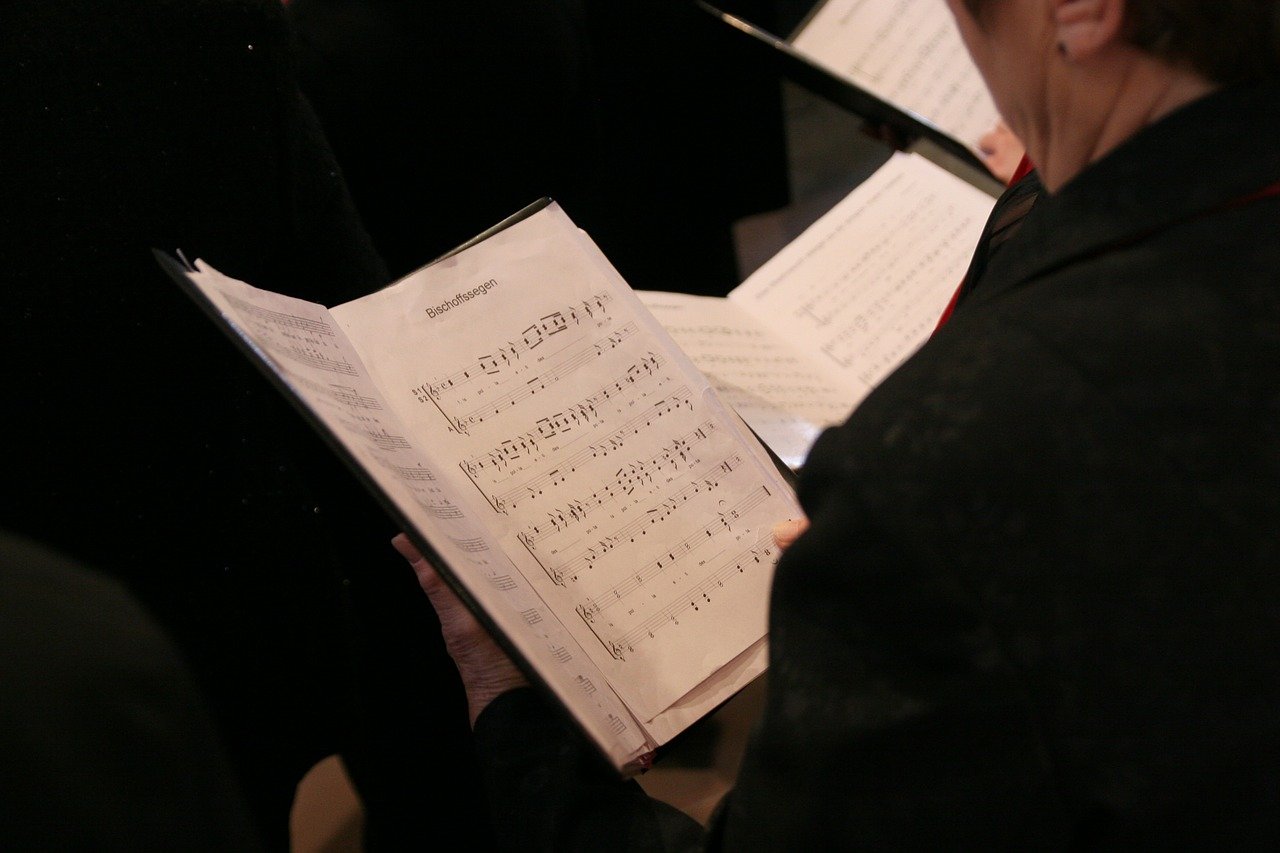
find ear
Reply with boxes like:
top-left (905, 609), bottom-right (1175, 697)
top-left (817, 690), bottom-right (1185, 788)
top-left (1053, 0), bottom-right (1126, 60)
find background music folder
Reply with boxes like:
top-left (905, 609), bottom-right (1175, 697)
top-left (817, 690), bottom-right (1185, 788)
top-left (697, 0), bottom-right (1003, 171)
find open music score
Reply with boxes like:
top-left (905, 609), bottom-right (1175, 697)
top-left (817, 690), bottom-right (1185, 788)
top-left (638, 152), bottom-right (996, 469)
top-left (166, 199), bottom-right (800, 776)
top-left (476, 389), bottom-right (700, 512)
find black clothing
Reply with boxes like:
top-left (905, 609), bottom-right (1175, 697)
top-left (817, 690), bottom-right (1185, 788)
top-left (288, 0), bottom-right (790, 293)
top-left (468, 80), bottom-right (1280, 848)
top-left (0, 530), bottom-right (265, 852)
top-left (2, 2), bottom-right (488, 848)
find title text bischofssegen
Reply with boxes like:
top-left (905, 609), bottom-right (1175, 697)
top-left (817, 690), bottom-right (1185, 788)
top-left (425, 279), bottom-right (498, 318)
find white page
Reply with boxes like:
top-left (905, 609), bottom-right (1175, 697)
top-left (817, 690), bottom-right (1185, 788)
top-left (182, 262), bottom-right (652, 769)
top-left (636, 292), bottom-right (852, 470)
top-left (731, 152), bottom-right (992, 395)
top-left (640, 153), bottom-right (993, 468)
top-left (791, 0), bottom-right (1001, 156)
top-left (330, 205), bottom-right (800, 727)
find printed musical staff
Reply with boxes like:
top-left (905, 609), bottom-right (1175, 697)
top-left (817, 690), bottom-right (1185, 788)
top-left (817, 203), bottom-right (980, 381)
top-left (569, 482), bottom-right (767, 602)
top-left (451, 323), bottom-right (640, 430)
top-left (487, 387), bottom-right (695, 512)
top-left (355, 425), bottom-right (412, 451)
top-left (488, 573), bottom-right (518, 591)
top-left (458, 352), bottom-right (666, 479)
top-left (451, 536), bottom-right (490, 555)
top-left (410, 292), bottom-right (613, 401)
top-left (225, 294), bottom-right (359, 376)
top-left (225, 293), bottom-right (335, 335)
top-left (586, 531), bottom-right (776, 660)
top-left (414, 497), bottom-right (464, 520)
top-left (327, 385), bottom-right (383, 410)
top-left (518, 444), bottom-right (731, 551)
top-left (373, 457), bottom-right (435, 482)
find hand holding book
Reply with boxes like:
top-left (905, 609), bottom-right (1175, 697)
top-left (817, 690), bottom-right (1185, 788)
top-left (162, 151), bottom-right (994, 774)
top-left (162, 201), bottom-right (800, 774)
top-left (392, 532), bottom-right (529, 728)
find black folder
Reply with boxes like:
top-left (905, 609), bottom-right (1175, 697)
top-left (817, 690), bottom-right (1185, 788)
top-left (694, 0), bottom-right (990, 173)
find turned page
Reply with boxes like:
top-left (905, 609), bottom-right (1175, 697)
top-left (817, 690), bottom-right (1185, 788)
top-left (640, 152), bottom-right (994, 469)
top-left (790, 0), bottom-right (1001, 157)
top-left (635, 291), bottom-right (851, 470)
top-left (329, 204), bottom-right (800, 734)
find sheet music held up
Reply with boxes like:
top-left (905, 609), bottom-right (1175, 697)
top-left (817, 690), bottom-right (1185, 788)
top-left (170, 203), bottom-right (800, 772)
top-left (639, 152), bottom-right (995, 469)
top-left (790, 0), bottom-right (1002, 157)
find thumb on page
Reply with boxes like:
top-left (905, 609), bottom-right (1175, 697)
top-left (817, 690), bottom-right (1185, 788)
top-left (391, 533), bottom-right (529, 726)
top-left (771, 518), bottom-right (810, 551)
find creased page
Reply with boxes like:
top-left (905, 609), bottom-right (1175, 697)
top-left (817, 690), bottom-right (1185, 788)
top-left (330, 204), bottom-right (800, 727)
top-left (792, 0), bottom-right (1001, 156)
top-left (636, 291), bottom-right (852, 470)
top-left (730, 152), bottom-right (993, 403)
top-left (182, 262), bottom-right (650, 768)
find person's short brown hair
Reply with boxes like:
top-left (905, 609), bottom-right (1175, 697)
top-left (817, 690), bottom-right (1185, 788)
top-left (960, 0), bottom-right (1280, 83)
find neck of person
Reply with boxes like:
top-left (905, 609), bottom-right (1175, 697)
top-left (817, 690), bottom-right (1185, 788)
top-left (1032, 53), bottom-right (1218, 193)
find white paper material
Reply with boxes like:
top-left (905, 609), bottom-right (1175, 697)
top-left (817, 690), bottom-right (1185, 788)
top-left (640, 152), bottom-right (995, 469)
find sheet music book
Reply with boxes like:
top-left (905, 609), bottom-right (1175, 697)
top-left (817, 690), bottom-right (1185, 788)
top-left (159, 201), bottom-right (803, 776)
top-left (638, 152), bottom-right (996, 470)
top-left (699, 0), bottom-right (1003, 169)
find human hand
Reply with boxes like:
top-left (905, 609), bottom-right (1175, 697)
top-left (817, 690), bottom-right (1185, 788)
top-left (978, 120), bottom-right (1026, 184)
top-left (771, 517), bottom-right (809, 551)
top-left (391, 533), bottom-right (530, 727)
